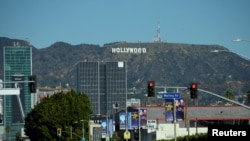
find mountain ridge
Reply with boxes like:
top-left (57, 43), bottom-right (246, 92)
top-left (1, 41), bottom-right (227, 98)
top-left (1, 37), bottom-right (250, 98)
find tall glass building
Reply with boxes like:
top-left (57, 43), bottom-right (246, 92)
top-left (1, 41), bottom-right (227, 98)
top-left (3, 46), bottom-right (32, 140)
top-left (76, 61), bottom-right (127, 115)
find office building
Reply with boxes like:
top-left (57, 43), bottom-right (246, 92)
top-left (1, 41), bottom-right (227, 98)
top-left (76, 61), bottom-right (127, 115)
top-left (2, 45), bottom-right (32, 140)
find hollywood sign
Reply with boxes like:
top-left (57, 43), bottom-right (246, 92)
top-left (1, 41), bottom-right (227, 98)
top-left (111, 48), bottom-right (147, 54)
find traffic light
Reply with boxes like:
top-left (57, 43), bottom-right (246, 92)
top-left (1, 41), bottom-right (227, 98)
top-left (29, 75), bottom-right (37, 93)
top-left (57, 128), bottom-right (61, 136)
top-left (147, 81), bottom-right (155, 97)
top-left (190, 83), bottom-right (198, 99)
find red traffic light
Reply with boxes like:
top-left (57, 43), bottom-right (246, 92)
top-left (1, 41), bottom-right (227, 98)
top-left (149, 81), bottom-right (154, 87)
top-left (190, 83), bottom-right (198, 99)
top-left (147, 81), bottom-right (155, 97)
top-left (191, 83), bottom-right (197, 89)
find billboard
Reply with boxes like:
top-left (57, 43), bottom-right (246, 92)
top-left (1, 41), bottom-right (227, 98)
top-left (131, 109), bottom-right (139, 129)
top-left (165, 98), bottom-right (185, 122)
top-left (107, 119), bottom-right (113, 136)
top-left (101, 118), bottom-right (114, 136)
top-left (139, 108), bottom-right (147, 128)
top-left (101, 119), bottom-right (107, 136)
top-left (119, 108), bottom-right (147, 130)
top-left (119, 112), bottom-right (126, 130)
top-left (129, 108), bottom-right (147, 129)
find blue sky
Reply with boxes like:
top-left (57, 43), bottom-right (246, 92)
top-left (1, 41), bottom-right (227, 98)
top-left (1, 0), bottom-right (250, 59)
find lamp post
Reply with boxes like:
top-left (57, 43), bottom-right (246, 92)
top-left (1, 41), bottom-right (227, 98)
top-left (138, 103), bottom-right (141, 141)
top-left (80, 120), bottom-right (88, 141)
top-left (106, 111), bottom-right (110, 141)
top-left (65, 126), bottom-right (73, 139)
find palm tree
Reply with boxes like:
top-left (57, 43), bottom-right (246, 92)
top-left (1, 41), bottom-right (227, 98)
top-left (224, 90), bottom-right (234, 105)
top-left (247, 90), bottom-right (250, 105)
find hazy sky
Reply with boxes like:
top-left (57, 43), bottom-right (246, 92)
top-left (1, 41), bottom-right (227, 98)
top-left (1, 0), bottom-right (250, 59)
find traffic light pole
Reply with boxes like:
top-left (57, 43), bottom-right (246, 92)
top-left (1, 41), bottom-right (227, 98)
top-left (139, 106), bottom-right (141, 141)
top-left (198, 89), bottom-right (250, 110)
top-left (156, 85), bottom-right (250, 110)
top-left (0, 79), bottom-right (37, 123)
top-left (0, 81), bottom-right (27, 123)
top-left (173, 98), bottom-right (177, 141)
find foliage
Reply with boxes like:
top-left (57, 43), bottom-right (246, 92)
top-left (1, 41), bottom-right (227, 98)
top-left (24, 89), bottom-right (92, 141)
top-left (224, 90), bottom-right (235, 105)
top-left (111, 131), bottom-right (121, 141)
top-left (1, 37), bottom-right (250, 105)
top-left (224, 90), bottom-right (234, 100)
top-left (247, 89), bottom-right (250, 105)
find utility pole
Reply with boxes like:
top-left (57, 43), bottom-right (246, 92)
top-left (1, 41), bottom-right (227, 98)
top-left (106, 111), bottom-right (109, 141)
top-left (82, 122), bottom-right (84, 141)
top-left (184, 90), bottom-right (189, 135)
top-left (79, 120), bottom-right (86, 141)
top-left (70, 126), bottom-right (72, 139)
top-left (139, 104), bottom-right (141, 141)
top-left (173, 98), bottom-right (177, 141)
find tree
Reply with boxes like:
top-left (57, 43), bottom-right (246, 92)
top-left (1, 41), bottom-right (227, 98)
top-left (25, 89), bottom-right (92, 141)
top-left (224, 90), bottom-right (234, 105)
top-left (225, 90), bottom-right (234, 99)
top-left (112, 131), bottom-right (121, 141)
top-left (247, 89), bottom-right (250, 105)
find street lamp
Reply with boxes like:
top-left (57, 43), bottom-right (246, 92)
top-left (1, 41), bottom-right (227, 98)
top-left (65, 126), bottom-right (73, 139)
top-left (80, 120), bottom-right (88, 141)
top-left (106, 111), bottom-right (110, 141)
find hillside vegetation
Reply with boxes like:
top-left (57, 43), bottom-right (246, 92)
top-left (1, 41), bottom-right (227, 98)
top-left (1, 37), bottom-right (250, 105)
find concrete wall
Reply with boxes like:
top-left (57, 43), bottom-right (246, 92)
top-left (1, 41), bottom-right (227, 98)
top-left (156, 123), bottom-right (207, 140)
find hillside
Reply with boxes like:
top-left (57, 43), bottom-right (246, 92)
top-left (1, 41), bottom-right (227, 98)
top-left (1, 37), bottom-right (250, 102)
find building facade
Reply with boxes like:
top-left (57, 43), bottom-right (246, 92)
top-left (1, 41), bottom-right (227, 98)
top-left (76, 61), bottom-right (127, 115)
top-left (2, 46), bottom-right (32, 140)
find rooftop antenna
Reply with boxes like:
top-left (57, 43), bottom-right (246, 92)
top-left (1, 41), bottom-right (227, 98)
top-left (153, 21), bottom-right (161, 42)
top-left (25, 38), bottom-right (30, 45)
top-left (14, 42), bottom-right (20, 47)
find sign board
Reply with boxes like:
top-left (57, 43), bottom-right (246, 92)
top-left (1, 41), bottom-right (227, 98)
top-left (162, 92), bottom-right (180, 99)
top-left (0, 88), bottom-right (20, 95)
top-left (147, 120), bottom-right (157, 133)
top-left (147, 120), bottom-right (157, 129)
top-left (124, 130), bottom-right (131, 139)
